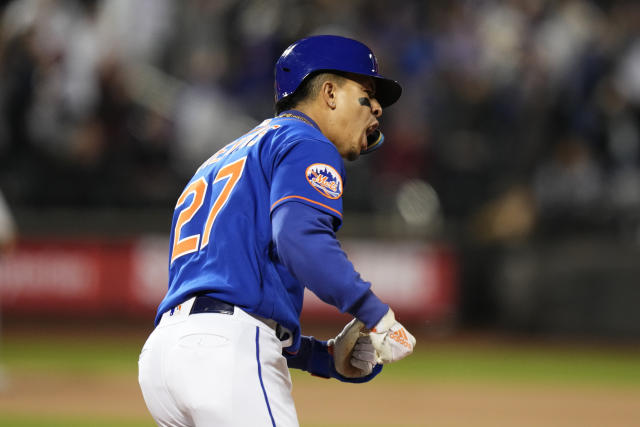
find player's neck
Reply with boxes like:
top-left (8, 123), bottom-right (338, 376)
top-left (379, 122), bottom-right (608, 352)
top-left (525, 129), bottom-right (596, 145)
top-left (296, 103), bottom-right (333, 140)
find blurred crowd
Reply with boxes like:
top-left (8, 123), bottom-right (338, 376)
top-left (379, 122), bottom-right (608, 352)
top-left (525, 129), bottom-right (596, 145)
top-left (0, 0), bottom-right (639, 242)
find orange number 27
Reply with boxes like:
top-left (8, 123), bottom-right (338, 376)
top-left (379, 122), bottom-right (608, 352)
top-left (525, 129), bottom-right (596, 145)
top-left (171, 157), bottom-right (247, 264)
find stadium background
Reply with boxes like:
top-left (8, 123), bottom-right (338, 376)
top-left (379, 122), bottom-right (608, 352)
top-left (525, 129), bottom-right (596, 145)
top-left (0, 0), bottom-right (639, 425)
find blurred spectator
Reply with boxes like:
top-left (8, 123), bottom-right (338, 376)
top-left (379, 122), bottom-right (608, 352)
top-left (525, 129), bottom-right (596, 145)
top-left (0, 0), bottom-right (637, 219)
top-left (533, 133), bottom-right (606, 235)
top-left (0, 188), bottom-right (16, 253)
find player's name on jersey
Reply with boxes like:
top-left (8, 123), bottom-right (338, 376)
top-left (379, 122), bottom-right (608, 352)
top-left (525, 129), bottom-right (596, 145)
top-left (197, 121), bottom-right (281, 173)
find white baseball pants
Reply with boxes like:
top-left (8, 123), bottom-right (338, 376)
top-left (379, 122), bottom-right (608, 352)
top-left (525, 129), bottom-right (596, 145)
top-left (138, 297), bottom-right (299, 426)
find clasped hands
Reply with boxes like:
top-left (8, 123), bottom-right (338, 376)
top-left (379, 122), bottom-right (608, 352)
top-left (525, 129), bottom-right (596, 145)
top-left (328, 309), bottom-right (416, 378)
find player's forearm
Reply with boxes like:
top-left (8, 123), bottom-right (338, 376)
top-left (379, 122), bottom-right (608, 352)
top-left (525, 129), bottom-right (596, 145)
top-left (344, 289), bottom-right (388, 328)
top-left (283, 335), bottom-right (383, 382)
top-left (271, 202), bottom-right (388, 327)
top-left (283, 335), bottom-right (328, 374)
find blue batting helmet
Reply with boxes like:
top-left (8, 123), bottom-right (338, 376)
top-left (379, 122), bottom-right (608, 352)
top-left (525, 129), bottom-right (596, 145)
top-left (274, 35), bottom-right (402, 108)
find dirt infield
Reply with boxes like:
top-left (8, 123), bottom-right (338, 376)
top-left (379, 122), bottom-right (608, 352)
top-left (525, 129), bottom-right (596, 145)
top-left (1, 325), bottom-right (639, 426)
top-left (294, 377), bottom-right (640, 427)
top-left (2, 368), bottom-right (640, 426)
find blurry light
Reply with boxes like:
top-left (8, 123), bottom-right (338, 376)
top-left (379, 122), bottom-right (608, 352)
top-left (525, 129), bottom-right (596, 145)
top-left (395, 179), bottom-right (441, 228)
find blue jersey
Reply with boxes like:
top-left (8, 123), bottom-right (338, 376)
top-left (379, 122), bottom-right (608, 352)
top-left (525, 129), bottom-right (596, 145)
top-left (156, 111), bottom-right (352, 346)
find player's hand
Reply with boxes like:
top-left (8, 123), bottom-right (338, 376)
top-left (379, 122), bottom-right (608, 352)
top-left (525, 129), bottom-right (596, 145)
top-left (369, 308), bottom-right (416, 364)
top-left (328, 318), bottom-right (375, 378)
top-left (349, 334), bottom-right (376, 375)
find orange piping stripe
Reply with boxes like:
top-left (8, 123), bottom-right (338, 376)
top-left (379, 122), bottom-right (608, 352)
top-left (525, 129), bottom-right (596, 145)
top-left (271, 195), bottom-right (342, 217)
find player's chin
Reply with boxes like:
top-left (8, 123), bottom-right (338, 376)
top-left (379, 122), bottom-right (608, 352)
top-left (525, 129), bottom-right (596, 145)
top-left (346, 135), bottom-right (368, 161)
top-left (345, 147), bottom-right (361, 161)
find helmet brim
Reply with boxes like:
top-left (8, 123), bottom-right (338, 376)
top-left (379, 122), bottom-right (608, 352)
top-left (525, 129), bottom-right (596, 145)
top-left (373, 76), bottom-right (402, 108)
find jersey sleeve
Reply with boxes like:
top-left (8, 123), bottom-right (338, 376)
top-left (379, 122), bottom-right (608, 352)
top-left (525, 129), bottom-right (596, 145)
top-left (270, 139), bottom-right (345, 227)
top-left (271, 202), bottom-right (389, 328)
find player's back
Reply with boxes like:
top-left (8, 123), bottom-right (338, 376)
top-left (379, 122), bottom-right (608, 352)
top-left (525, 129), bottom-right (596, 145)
top-left (155, 119), bottom-right (277, 321)
top-left (155, 115), bottom-right (342, 327)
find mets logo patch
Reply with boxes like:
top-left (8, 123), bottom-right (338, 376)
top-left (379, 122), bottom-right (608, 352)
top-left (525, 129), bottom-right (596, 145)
top-left (305, 163), bottom-right (343, 199)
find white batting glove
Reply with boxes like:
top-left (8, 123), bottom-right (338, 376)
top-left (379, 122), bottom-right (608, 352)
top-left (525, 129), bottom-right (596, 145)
top-left (369, 309), bottom-right (416, 364)
top-left (328, 318), bottom-right (375, 378)
top-left (349, 334), bottom-right (377, 374)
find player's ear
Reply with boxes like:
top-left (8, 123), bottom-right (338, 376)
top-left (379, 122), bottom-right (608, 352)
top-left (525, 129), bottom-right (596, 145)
top-left (321, 80), bottom-right (338, 110)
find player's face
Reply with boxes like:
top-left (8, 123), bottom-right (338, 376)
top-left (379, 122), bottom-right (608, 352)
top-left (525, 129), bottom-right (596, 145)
top-left (332, 75), bottom-right (382, 161)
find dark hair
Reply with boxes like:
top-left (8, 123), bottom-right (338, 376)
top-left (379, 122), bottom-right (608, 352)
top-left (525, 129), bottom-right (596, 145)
top-left (275, 72), bottom-right (316, 115)
top-left (274, 72), bottom-right (346, 115)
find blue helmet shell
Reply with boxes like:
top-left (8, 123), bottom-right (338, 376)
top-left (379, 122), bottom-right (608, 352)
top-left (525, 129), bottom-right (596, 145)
top-left (274, 35), bottom-right (402, 108)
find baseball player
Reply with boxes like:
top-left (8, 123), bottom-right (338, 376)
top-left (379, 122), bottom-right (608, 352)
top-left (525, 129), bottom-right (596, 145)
top-left (138, 35), bottom-right (416, 427)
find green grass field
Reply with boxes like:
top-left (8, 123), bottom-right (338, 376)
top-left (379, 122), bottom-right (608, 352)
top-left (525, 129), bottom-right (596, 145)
top-left (0, 417), bottom-right (152, 427)
top-left (1, 328), bottom-right (639, 426)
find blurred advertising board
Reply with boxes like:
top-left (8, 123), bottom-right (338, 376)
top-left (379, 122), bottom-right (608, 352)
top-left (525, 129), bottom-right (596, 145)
top-left (0, 236), bottom-right (457, 323)
top-left (301, 240), bottom-right (457, 323)
top-left (0, 239), bottom-right (131, 317)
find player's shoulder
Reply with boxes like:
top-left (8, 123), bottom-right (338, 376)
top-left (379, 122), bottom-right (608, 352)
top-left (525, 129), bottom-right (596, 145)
top-left (269, 116), bottom-right (338, 156)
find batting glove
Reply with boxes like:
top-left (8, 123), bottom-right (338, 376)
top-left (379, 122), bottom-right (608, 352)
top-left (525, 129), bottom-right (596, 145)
top-left (328, 318), bottom-right (377, 378)
top-left (348, 335), bottom-right (377, 374)
top-left (369, 308), bottom-right (416, 364)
